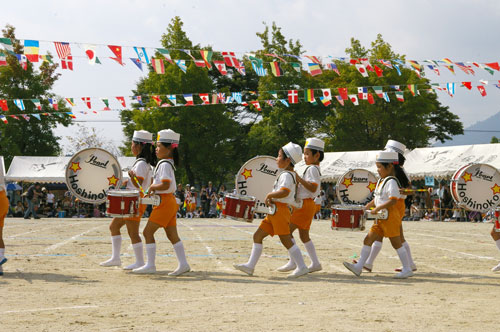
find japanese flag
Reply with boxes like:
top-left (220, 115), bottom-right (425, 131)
top-left (348, 94), bottom-right (359, 105)
top-left (84, 44), bottom-right (96, 65)
top-left (321, 89), bottom-right (332, 100)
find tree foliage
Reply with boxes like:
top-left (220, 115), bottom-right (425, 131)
top-left (0, 25), bottom-right (71, 168)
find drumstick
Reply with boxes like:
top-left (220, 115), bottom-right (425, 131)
top-left (401, 189), bottom-right (429, 192)
top-left (132, 174), bottom-right (147, 196)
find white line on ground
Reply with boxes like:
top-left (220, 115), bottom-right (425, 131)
top-left (44, 225), bottom-right (104, 252)
top-left (1, 305), bottom-right (99, 314)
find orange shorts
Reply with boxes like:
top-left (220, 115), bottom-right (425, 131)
top-left (397, 199), bottom-right (405, 220)
top-left (290, 198), bottom-right (316, 230)
top-left (370, 204), bottom-right (402, 238)
top-left (149, 193), bottom-right (177, 228)
top-left (0, 190), bottom-right (8, 228)
top-left (259, 202), bottom-right (291, 236)
top-left (315, 204), bottom-right (321, 213)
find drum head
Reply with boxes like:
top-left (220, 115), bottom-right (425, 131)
top-left (336, 169), bottom-right (377, 205)
top-left (235, 156), bottom-right (278, 213)
top-left (450, 163), bottom-right (500, 212)
top-left (107, 189), bottom-right (139, 197)
top-left (65, 148), bottom-right (122, 204)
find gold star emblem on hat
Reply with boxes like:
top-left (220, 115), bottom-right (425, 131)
top-left (107, 175), bottom-right (119, 186)
top-left (241, 168), bottom-right (253, 180)
top-left (342, 177), bottom-right (353, 188)
top-left (367, 182), bottom-right (377, 192)
top-left (492, 183), bottom-right (500, 194)
top-left (70, 162), bottom-right (81, 173)
top-left (462, 172), bottom-right (472, 182)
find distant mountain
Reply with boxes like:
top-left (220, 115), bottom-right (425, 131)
top-left (435, 111), bottom-right (500, 146)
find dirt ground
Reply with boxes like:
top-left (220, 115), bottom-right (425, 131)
top-left (1, 216), bottom-right (499, 331)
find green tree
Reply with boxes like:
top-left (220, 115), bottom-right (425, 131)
top-left (0, 25), bottom-right (71, 168)
top-left (319, 34), bottom-right (463, 151)
top-left (491, 136), bottom-right (499, 143)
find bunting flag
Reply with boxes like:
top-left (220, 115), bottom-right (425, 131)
top-left (116, 96), bottom-right (126, 107)
top-left (265, 53), bottom-right (287, 62)
top-left (444, 64), bottom-right (455, 74)
top-left (338, 87), bottom-right (348, 100)
top-left (455, 62), bottom-right (475, 75)
top-left (133, 46), bottom-right (150, 65)
top-left (446, 83), bottom-right (456, 96)
top-left (477, 85), bottom-right (487, 97)
top-left (130, 57), bottom-right (143, 71)
top-left (408, 84), bottom-right (417, 96)
top-left (0, 52), bottom-right (6, 66)
top-left (217, 93), bottom-right (226, 103)
top-left (108, 45), bottom-right (124, 65)
top-left (135, 96), bottom-right (143, 105)
top-left (379, 59), bottom-right (393, 69)
top-left (221, 51), bottom-right (240, 67)
top-left (84, 44), bottom-right (97, 65)
top-left (357, 87), bottom-right (368, 100)
top-left (183, 94), bottom-right (194, 106)
top-left (54, 42), bottom-right (71, 59)
top-left (326, 62), bottom-right (340, 75)
top-left (307, 63), bottom-right (322, 76)
top-left (61, 56), bottom-right (73, 70)
top-left (335, 95), bottom-right (344, 106)
top-left (373, 86), bottom-right (384, 98)
top-left (288, 90), bottom-right (299, 104)
top-left (304, 89), bottom-right (315, 103)
top-left (232, 92), bottom-right (242, 104)
top-left (462, 82), bottom-right (472, 90)
top-left (305, 55), bottom-right (321, 64)
top-left (152, 58), bottom-right (165, 74)
top-left (0, 38), bottom-right (14, 53)
top-left (175, 59), bottom-right (187, 73)
top-left (290, 62), bottom-right (301, 73)
top-left (82, 97), bottom-right (92, 109)
top-left (167, 95), bottom-right (176, 106)
top-left (373, 65), bottom-right (383, 77)
top-left (355, 64), bottom-right (368, 77)
top-left (250, 56), bottom-right (266, 76)
top-left (211, 93), bottom-right (218, 104)
top-left (396, 91), bottom-right (405, 102)
top-left (101, 98), bottom-right (110, 110)
top-left (250, 100), bottom-right (261, 111)
top-left (280, 99), bottom-right (289, 107)
top-left (0, 115), bottom-right (7, 123)
top-left (270, 91), bottom-right (278, 99)
top-left (32, 114), bottom-right (41, 121)
top-left (24, 40), bottom-right (39, 62)
top-left (485, 62), bottom-right (500, 71)
top-left (270, 61), bottom-right (284, 77)
top-left (320, 97), bottom-right (331, 106)
top-left (14, 99), bottom-right (25, 110)
top-left (9, 115), bottom-right (19, 120)
top-left (348, 95), bottom-right (359, 105)
top-left (66, 112), bottom-right (76, 119)
top-left (0, 100), bottom-right (8, 111)
top-left (199, 93), bottom-right (210, 104)
top-left (65, 98), bottom-right (75, 106)
top-left (180, 49), bottom-right (195, 60)
top-left (321, 89), bottom-right (332, 101)
top-left (194, 60), bottom-right (206, 67)
top-left (367, 93), bottom-right (375, 105)
top-left (31, 99), bottom-right (42, 110)
top-left (383, 92), bottom-right (390, 102)
top-left (199, 50), bottom-right (213, 69)
top-left (151, 95), bottom-right (162, 106)
top-left (15, 54), bottom-right (27, 70)
top-left (213, 60), bottom-right (228, 75)
top-left (407, 60), bottom-right (421, 72)
top-left (393, 64), bottom-right (402, 76)
top-left (235, 65), bottom-right (246, 76)
top-left (21, 114), bottom-right (30, 121)
top-left (157, 48), bottom-right (174, 64)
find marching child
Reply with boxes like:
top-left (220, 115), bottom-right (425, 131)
top-left (277, 138), bottom-right (324, 273)
top-left (234, 142), bottom-right (309, 278)
top-left (344, 151), bottom-right (413, 279)
top-left (132, 129), bottom-right (190, 276)
top-left (100, 130), bottom-right (156, 270)
top-left (354, 140), bottom-right (417, 273)
top-left (0, 164), bottom-right (9, 276)
top-left (491, 224), bottom-right (500, 272)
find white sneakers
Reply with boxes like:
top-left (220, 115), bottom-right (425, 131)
top-left (131, 265), bottom-right (156, 274)
top-left (307, 264), bottom-right (322, 273)
top-left (99, 258), bottom-right (121, 267)
top-left (394, 269), bottom-right (414, 279)
top-left (492, 263), bottom-right (500, 272)
top-left (277, 260), bottom-right (296, 272)
top-left (287, 266), bottom-right (309, 278)
top-left (233, 263), bottom-right (254, 276)
top-left (168, 265), bottom-right (191, 276)
top-left (395, 265), bottom-right (417, 272)
top-left (123, 262), bottom-right (144, 270)
top-left (343, 262), bottom-right (362, 277)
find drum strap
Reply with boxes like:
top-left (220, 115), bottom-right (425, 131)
top-left (375, 176), bottom-right (401, 196)
top-left (153, 159), bottom-right (176, 177)
top-left (302, 165), bottom-right (322, 177)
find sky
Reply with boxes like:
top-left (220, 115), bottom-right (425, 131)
top-left (2, 0), bottom-right (500, 153)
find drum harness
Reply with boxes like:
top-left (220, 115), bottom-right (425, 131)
top-left (275, 170), bottom-right (300, 211)
top-left (372, 176), bottom-right (401, 222)
top-left (146, 159), bottom-right (176, 201)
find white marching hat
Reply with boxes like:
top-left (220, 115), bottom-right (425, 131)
top-left (282, 142), bottom-right (303, 165)
top-left (304, 138), bottom-right (325, 152)
top-left (376, 151), bottom-right (399, 164)
top-left (132, 130), bottom-right (153, 143)
top-left (157, 129), bottom-right (180, 144)
top-left (385, 139), bottom-right (406, 155)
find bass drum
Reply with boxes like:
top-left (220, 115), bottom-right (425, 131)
top-left (65, 147), bottom-right (122, 204)
top-left (450, 163), bottom-right (500, 212)
top-left (336, 168), bottom-right (378, 205)
top-left (235, 155), bottom-right (279, 214)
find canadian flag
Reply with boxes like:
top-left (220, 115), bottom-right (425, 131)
top-left (355, 64), bottom-right (368, 77)
top-left (477, 85), bottom-right (487, 97)
top-left (61, 55), bottom-right (73, 70)
top-left (348, 94), bottom-right (359, 105)
top-left (213, 60), bottom-right (228, 75)
top-left (81, 97), bottom-right (91, 109)
top-left (288, 90), bottom-right (298, 104)
top-left (116, 97), bottom-right (126, 107)
top-left (199, 93), bottom-right (210, 104)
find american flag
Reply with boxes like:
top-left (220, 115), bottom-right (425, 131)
top-left (54, 42), bottom-right (71, 59)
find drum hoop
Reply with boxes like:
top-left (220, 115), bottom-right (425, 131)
top-left (65, 147), bottom-right (122, 204)
top-left (335, 168), bottom-right (377, 205)
top-left (107, 189), bottom-right (140, 197)
top-left (332, 204), bottom-right (365, 211)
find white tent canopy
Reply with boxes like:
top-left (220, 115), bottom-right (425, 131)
top-left (295, 143), bottom-right (500, 183)
top-left (5, 156), bottom-right (136, 184)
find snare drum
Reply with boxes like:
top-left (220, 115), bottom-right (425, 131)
top-left (222, 194), bottom-right (256, 222)
top-left (331, 205), bottom-right (365, 231)
top-left (450, 163), bottom-right (500, 212)
top-left (336, 169), bottom-right (378, 205)
top-left (106, 189), bottom-right (140, 217)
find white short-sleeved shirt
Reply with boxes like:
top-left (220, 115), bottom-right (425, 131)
top-left (297, 165), bottom-right (321, 199)
top-left (374, 177), bottom-right (401, 207)
top-left (273, 171), bottom-right (296, 205)
top-left (152, 159), bottom-right (176, 194)
top-left (127, 159), bottom-right (152, 191)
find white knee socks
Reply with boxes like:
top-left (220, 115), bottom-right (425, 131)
top-left (354, 245), bottom-right (372, 270)
top-left (0, 248), bottom-right (4, 259)
top-left (403, 241), bottom-right (415, 267)
top-left (173, 241), bottom-right (189, 267)
top-left (365, 241), bottom-right (383, 266)
top-left (304, 240), bottom-right (320, 266)
top-left (288, 244), bottom-right (307, 270)
top-left (132, 242), bottom-right (144, 266)
top-left (111, 235), bottom-right (122, 261)
top-left (396, 246), bottom-right (411, 272)
top-left (496, 239), bottom-right (500, 251)
top-left (246, 243), bottom-right (263, 269)
top-left (144, 243), bottom-right (156, 268)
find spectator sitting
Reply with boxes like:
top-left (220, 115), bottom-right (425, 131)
top-left (14, 201), bottom-right (24, 217)
top-left (208, 193), bottom-right (218, 218)
top-left (409, 200), bottom-right (423, 221)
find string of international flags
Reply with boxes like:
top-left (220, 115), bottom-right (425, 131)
top-left (0, 79), bottom-right (498, 124)
top-left (1, 37), bottom-right (500, 78)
